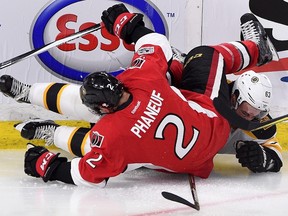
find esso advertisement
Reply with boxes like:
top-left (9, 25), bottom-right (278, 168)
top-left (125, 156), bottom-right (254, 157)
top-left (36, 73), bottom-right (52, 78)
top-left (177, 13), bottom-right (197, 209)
top-left (32, 0), bottom-right (167, 82)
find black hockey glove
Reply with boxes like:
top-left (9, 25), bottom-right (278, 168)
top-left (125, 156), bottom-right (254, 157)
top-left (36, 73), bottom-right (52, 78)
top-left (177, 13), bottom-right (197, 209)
top-left (235, 140), bottom-right (282, 173)
top-left (101, 3), bottom-right (144, 43)
top-left (24, 143), bottom-right (67, 182)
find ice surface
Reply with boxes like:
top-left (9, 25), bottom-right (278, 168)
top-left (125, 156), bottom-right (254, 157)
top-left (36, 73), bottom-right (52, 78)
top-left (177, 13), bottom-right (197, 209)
top-left (0, 150), bottom-right (287, 216)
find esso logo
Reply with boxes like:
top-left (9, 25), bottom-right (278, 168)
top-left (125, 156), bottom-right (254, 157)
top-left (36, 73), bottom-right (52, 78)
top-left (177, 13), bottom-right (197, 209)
top-left (32, 0), bottom-right (167, 82)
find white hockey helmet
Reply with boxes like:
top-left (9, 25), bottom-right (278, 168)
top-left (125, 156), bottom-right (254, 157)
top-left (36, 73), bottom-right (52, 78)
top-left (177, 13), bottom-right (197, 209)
top-left (232, 70), bottom-right (272, 119)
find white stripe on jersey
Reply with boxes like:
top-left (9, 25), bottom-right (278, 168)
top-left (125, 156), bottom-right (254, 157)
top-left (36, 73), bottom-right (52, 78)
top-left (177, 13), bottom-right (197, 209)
top-left (71, 158), bottom-right (107, 187)
top-left (210, 54), bottom-right (224, 100)
top-left (134, 33), bottom-right (173, 62)
top-left (170, 86), bottom-right (217, 118)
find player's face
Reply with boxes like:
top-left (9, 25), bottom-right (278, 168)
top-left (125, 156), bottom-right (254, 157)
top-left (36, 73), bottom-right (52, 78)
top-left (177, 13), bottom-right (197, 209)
top-left (235, 101), bottom-right (261, 121)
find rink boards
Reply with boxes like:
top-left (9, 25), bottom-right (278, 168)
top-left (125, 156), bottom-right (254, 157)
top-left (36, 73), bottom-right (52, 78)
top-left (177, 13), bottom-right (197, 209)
top-left (0, 120), bottom-right (287, 151)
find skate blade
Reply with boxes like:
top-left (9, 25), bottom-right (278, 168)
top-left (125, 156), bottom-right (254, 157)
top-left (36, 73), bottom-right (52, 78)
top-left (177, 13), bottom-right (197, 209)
top-left (267, 37), bottom-right (279, 61)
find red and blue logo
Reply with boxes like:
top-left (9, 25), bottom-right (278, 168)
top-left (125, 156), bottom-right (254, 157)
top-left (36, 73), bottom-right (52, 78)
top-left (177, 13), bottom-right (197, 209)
top-left (32, 0), bottom-right (167, 82)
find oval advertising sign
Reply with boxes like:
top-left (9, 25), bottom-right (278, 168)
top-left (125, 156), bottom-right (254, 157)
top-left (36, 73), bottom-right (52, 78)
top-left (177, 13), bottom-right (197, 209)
top-left (32, 0), bottom-right (167, 82)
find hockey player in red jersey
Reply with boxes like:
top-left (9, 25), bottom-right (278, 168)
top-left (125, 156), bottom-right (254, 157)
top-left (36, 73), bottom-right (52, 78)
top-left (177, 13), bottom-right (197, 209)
top-left (0, 4), bottom-right (282, 186)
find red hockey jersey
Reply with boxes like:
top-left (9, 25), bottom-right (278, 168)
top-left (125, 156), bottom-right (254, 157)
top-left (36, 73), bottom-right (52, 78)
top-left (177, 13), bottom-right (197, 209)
top-left (71, 33), bottom-right (230, 186)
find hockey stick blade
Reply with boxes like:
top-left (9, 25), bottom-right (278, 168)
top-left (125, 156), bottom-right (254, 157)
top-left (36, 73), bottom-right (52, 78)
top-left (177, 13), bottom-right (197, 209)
top-left (161, 191), bottom-right (200, 211)
top-left (162, 175), bottom-right (200, 211)
top-left (0, 23), bottom-right (103, 70)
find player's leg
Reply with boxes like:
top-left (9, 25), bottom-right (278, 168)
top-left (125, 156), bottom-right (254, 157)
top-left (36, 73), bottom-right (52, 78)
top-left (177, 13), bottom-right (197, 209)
top-left (0, 75), bottom-right (100, 122)
top-left (180, 45), bottom-right (230, 101)
top-left (29, 83), bottom-right (100, 122)
top-left (15, 119), bottom-right (91, 157)
top-left (212, 41), bottom-right (258, 73)
top-left (54, 124), bottom-right (91, 156)
top-left (180, 12), bottom-right (278, 99)
top-left (212, 13), bottom-right (278, 74)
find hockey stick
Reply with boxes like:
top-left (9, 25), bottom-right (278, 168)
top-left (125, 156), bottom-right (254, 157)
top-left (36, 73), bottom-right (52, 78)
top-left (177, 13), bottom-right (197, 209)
top-left (250, 114), bottom-right (288, 131)
top-left (213, 97), bottom-right (288, 131)
top-left (188, 175), bottom-right (200, 210)
top-left (161, 175), bottom-right (200, 211)
top-left (0, 22), bottom-right (103, 70)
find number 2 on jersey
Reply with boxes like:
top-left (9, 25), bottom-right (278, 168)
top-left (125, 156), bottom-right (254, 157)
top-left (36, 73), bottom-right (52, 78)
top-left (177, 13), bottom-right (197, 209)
top-left (155, 114), bottom-right (199, 159)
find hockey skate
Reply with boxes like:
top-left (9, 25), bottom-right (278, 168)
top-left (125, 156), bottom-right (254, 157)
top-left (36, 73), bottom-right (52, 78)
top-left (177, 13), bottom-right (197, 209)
top-left (15, 118), bottom-right (59, 146)
top-left (240, 13), bottom-right (279, 66)
top-left (0, 75), bottom-right (31, 103)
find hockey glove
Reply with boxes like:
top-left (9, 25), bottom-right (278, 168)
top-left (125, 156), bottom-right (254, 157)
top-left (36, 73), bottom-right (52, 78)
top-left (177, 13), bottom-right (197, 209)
top-left (235, 140), bottom-right (282, 173)
top-left (24, 143), bottom-right (67, 182)
top-left (101, 3), bottom-right (144, 43)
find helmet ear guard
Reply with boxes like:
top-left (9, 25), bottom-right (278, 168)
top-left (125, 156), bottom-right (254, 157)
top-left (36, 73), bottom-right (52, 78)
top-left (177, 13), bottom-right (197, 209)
top-left (232, 70), bottom-right (272, 119)
top-left (80, 72), bottom-right (124, 114)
